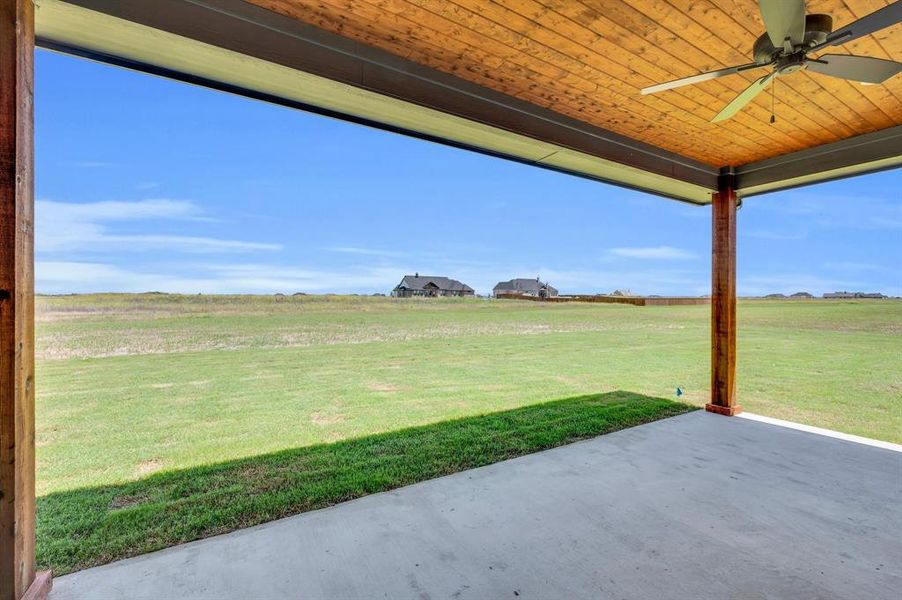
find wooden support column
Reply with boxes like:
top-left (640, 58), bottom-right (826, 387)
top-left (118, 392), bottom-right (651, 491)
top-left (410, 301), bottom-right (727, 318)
top-left (1, 1), bottom-right (48, 599)
top-left (706, 171), bottom-right (741, 417)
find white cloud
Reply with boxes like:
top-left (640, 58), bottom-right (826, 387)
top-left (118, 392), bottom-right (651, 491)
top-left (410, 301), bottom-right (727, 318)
top-left (90, 235), bottom-right (279, 253)
top-left (406, 261), bottom-right (707, 297)
top-left (38, 261), bottom-right (132, 285)
top-left (201, 263), bottom-right (402, 292)
top-left (35, 257), bottom-right (714, 297)
top-left (36, 261), bottom-right (403, 295)
top-left (824, 261), bottom-right (888, 272)
top-left (744, 230), bottom-right (806, 241)
top-left (535, 266), bottom-right (707, 297)
top-left (739, 274), bottom-right (865, 297)
top-left (41, 198), bottom-right (197, 221)
top-left (325, 246), bottom-right (407, 258)
top-left (606, 246), bottom-right (696, 260)
top-left (36, 199), bottom-right (280, 254)
top-left (751, 193), bottom-right (902, 231)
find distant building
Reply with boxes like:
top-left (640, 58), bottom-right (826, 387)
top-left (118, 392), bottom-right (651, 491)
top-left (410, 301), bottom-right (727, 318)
top-left (823, 291), bottom-right (886, 299)
top-left (392, 274), bottom-right (475, 298)
top-left (493, 277), bottom-right (558, 298)
top-left (790, 292), bottom-right (814, 299)
top-left (611, 289), bottom-right (636, 297)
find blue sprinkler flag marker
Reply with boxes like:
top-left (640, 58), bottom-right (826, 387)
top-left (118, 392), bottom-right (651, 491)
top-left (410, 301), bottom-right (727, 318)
top-left (676, 387), bottom-right (684, 398)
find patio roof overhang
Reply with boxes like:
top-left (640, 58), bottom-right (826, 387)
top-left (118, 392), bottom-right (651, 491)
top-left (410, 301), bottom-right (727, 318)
top-left (1, 2), bottom-right (900, 599)
top-left (32, 0), bottom-right (902, 204)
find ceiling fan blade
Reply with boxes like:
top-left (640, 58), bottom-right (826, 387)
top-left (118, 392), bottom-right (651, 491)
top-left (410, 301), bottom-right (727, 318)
top-left (817, 1), bottom-right (902, 49)
top-left (641, 63), bottom-right (762, 94)
top-left (759, 0), bottom-right (806, 47)
top-left (712, 72), bottom-right (775, 123)
top-left (807, 54), bottom-right (902, 84)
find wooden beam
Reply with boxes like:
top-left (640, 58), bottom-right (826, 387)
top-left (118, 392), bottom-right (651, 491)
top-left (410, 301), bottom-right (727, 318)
top-left (0, 2), bottom-right (47, 599)
top-left (706, 175), bottom-right (741, 417)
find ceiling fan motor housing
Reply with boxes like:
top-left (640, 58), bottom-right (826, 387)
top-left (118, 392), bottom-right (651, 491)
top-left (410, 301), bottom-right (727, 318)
top-left (752, 14), bottom-right (834, 64)
top-left (640, 2), bottom-right (902, 123)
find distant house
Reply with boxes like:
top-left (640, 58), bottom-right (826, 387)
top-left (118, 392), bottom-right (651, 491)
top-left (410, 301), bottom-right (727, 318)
top-left (392, 273), bottom-right (475, 298)
top-left (824, 291), bottom-right (886, 299)
top-left (493, 277), bottom-right (558, 298)
top-left (790, 292), bottom-right (814, 299)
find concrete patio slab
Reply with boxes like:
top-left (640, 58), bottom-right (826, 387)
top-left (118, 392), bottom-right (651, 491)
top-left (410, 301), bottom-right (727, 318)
top-left (51, 411), bottom-right (902, 599)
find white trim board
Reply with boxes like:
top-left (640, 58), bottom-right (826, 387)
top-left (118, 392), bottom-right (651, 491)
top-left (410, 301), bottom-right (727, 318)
top-left (738, 412), bottom-right (902, 453)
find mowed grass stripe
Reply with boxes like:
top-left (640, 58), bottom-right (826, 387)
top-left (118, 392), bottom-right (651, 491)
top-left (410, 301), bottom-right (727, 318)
top-left (37, 392), bottom-right (694, 574)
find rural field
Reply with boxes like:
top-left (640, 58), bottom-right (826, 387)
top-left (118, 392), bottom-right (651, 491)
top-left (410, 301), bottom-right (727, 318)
top-left (35, 294), bottom-right (901, 573)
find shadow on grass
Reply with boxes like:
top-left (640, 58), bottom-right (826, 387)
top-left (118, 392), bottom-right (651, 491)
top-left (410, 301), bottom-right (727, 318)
top-left (38, 391), bottom-right (695, 575)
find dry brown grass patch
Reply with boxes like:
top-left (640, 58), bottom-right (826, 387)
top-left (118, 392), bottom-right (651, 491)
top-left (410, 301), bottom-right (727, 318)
top-left (366, 382), bottom-right (402, 392)
top-left (134, 459), bottom-right (165, 477)
top-left (310, 412), bottom-right (345, 426)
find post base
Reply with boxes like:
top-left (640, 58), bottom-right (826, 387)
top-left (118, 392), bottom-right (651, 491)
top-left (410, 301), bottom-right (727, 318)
top-left (22, 570), bottom-right (52, 600)
top-left (705, 403), bottom-right (742, 416)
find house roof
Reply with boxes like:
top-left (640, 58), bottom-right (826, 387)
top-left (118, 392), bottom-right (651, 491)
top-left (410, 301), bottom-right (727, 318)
top-left (395, 275), bottom-right (474, 292)
top-left (35, 0), bottom-right (902, 203)
top-left (493, 278), bottom-right (558, 294)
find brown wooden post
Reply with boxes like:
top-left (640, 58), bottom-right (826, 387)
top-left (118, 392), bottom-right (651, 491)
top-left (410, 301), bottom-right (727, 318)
top-left (706, 170), bottom-right (741, 416)
top-left (1, 1), bottom-right (48, 599)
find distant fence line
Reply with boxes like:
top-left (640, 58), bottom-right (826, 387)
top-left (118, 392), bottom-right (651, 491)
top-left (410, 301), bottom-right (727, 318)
top-left (495, 293), bottom-right (710, 306)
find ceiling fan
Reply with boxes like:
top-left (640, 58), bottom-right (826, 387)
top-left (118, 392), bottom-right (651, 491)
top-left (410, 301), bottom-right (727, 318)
top-left (641, 0), bottom-right (902, 122)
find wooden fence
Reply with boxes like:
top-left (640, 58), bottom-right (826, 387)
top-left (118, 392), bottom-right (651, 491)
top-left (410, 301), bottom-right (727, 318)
top-left (495, 293), bottom-right (709, 306)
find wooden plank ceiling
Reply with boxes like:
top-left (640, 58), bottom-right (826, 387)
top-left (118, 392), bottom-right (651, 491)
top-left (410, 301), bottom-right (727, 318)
top-left (243, 0), bottom-right (902, 167)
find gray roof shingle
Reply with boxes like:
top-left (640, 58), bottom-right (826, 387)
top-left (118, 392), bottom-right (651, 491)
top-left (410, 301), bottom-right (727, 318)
top-left (493, 278), bottom-right (558, 295)
top-left (394, 275), bottom-right (474, 292)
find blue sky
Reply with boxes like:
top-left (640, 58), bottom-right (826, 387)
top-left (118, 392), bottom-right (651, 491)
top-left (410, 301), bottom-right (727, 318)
top-left (36, 50), bottom-right (901, 297)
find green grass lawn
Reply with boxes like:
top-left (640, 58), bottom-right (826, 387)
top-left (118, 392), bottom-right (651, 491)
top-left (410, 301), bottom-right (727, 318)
top-left (38, 391), bottom-right (690, 574)
top-left (35, 294), bottom-right (902, 573)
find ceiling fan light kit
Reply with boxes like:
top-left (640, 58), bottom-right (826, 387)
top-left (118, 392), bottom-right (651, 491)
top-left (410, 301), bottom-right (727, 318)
top-left (641, 0), bottom-right (902, 123)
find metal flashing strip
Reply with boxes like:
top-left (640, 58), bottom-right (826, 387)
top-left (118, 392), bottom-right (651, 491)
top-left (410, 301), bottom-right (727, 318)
top-left (735, 125), bottom-right (902, 197)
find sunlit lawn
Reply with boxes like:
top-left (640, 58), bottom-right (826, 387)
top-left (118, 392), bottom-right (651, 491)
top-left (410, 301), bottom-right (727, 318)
top-left (35, 294), bottom-right (901, 573)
